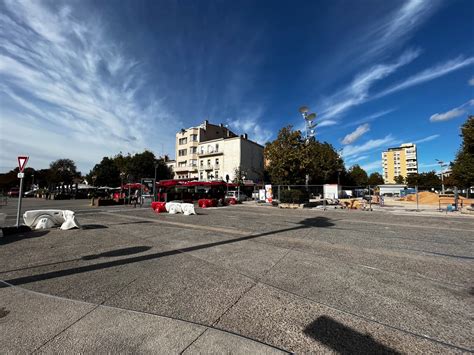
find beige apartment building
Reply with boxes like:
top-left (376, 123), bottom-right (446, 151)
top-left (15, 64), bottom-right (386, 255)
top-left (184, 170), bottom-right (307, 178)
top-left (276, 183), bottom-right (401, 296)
top-left (174, 120), bottom-right (264, 182)
top-left (382, 143), bottom-right (418, 183)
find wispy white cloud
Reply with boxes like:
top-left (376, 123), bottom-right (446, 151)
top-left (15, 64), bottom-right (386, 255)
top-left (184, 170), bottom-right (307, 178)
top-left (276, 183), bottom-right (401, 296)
top-left (346, 155), bottom-right (369, 163)
top-left (228, 108), bottom-right (272, 145)
top-left (318, 120), bottom-right (338, 128)
top-left (469, 76), bottom-right (474, 86)
top-left (418, 162), bottom-right (441, 169)
top-left (361, 160), bottom-right (382, 173)
top-left (0, 0), bottom-right (177, 172)
top-left (414, 134), bottom-right (440, 143)
top-left (319, 49), bottom-right (420, 119)
top-left (376, 56), bottom-right (474, 99)
top-left (341, 124), bottom-right (370, 145)
top-left (362, 0), bottom-right (439, 60)
top-left (344, 109), bottom-right (395, 128)
top-left (429, 99), bottom-right (474, 122)
top-left (341, 135), bottom-right (398, 159)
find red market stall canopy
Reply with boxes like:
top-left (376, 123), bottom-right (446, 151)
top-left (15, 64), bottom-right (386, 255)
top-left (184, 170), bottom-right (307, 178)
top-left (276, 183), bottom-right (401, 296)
top-left (156, 180), bottom-right (240, 189)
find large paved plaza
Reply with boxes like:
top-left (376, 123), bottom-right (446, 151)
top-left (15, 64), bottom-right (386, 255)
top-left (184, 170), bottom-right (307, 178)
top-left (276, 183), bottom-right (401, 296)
top-left (0, 199), bottom-right (473, 353)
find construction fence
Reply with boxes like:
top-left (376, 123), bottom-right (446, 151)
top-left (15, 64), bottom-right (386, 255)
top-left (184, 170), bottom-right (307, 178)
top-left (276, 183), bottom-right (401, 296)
top-left (252, 184), bottom-right (474, 211)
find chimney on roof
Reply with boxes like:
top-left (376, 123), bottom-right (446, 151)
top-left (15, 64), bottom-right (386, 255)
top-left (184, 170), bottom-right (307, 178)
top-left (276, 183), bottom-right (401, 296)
top-left (220, 123), bottom-right (223, 127)
top-left (244, 133), bottom-right (248, 139)
top-left (204, 120), bottom-right (208, 127)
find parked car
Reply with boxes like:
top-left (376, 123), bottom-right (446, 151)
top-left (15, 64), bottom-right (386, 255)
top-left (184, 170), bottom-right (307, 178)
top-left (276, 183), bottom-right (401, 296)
top-left (7, 187), bottom-right (19, 197)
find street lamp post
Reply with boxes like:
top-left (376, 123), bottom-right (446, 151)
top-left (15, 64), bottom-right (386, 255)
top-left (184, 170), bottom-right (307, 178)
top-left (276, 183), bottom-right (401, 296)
top-left (154, 161), bottom-right (159, 202)
top-left (436, 159), bottom-right (447, 194)
top-left (299, 106), bottom-right (317, 190)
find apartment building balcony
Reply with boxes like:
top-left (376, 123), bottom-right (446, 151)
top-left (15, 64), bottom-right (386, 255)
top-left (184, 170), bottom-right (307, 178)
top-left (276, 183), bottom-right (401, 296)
top-left (198, 164), bottom-right (214, 171)
top-left (198, 149), bottom-right (223, 157)
top-left (175, 164), bottom-right (198, 172)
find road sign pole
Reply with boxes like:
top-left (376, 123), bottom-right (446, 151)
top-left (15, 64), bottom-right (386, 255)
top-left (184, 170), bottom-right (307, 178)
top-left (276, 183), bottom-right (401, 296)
top-left (16, 176), bottom-right (24, 227)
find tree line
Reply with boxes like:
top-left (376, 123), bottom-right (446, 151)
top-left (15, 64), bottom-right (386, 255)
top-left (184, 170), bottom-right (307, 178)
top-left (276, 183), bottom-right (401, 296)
top-left (0, 150), bottom-right (172, 191)
top-left (264, 115), bottom-right (473, 188)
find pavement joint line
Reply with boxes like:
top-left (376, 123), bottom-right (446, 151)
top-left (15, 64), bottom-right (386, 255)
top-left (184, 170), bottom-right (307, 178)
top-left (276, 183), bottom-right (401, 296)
top-left (101, 211), bottom-right (250, 236)
top-left (211, 224), bottom-right (314, 330)
top-left (256, 279), bottom-right (472, 354)
top-left (179, 328), bottom-right (209, 354)
top-left (230, 205), bottom-right (474, 224)
top-left (31, 276), bottom-right (139, 354)
top-left (0, 279), bottom-right (290, 354)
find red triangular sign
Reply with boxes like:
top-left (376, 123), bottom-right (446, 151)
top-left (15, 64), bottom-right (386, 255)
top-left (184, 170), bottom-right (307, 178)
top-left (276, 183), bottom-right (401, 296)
top-left (18, 156), bottom-right (29, 172)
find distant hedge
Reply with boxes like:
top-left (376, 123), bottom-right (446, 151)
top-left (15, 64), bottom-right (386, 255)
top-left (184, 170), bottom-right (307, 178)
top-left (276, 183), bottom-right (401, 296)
top-left (280, 189), bottom-right (307, 204)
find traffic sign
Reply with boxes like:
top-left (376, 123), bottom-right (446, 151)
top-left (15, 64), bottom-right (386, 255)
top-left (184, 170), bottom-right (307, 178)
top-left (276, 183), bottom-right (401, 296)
top-left (17, 172), bottom-right (24, 178)
top-left (18, 156), bottom-right (29, 172)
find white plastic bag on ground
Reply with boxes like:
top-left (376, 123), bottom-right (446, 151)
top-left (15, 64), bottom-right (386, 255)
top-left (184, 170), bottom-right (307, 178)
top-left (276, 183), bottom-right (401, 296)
top-left (181, 203), bottom-right (196, 216)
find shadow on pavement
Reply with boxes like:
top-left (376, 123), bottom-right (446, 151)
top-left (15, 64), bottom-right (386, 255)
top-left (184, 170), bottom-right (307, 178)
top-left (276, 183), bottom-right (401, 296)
top-left (0, 228), bottom-right (48, 245)
top-left (82, 246), bottom-right (152, 260)
top-left (304, 316), bottom-right (400, 354)
top-left (0, 216), bottom-right (333, 287)
top-left (81, 224), bottom-right (109, 230)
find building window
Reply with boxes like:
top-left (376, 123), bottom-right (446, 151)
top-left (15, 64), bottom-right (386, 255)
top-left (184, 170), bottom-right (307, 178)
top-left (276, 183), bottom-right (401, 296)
top-left (190, 147), bottom-right (197, 154)
top-left (199, 172), bottom-right (203, 180)
top-left (190, 134), bottom-right (198, 142)
top-left (179, 137), bottom-right (187, 145)
top-left (200, 160), bottom-right (204, 166)
top-left (215, 171), bottom-right (219, 179)
top-left (215, 143), bottom-right (219, 152)
top-left (178, 161), bottom-right (187, 167)
top-left (207, 159), bottom-right (211, 166)
top-left (215, 158), bottom-right (219, 166)
top-left (178, 149), bottom-right (187, 157)
top-left (190, 159), bottom-right (197, 167)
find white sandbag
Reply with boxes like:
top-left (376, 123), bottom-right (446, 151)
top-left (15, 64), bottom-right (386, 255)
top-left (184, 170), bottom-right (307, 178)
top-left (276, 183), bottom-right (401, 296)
top-left (35, 217), bottom-right (56, 230)
top-left (166, 202), bottom-right (182, 214)
top-left (23, 209), bottom-right (80, 230)
top-left (181, 203), bottom-right (196, 216)
top-left (24, 210), bottom-right (65, 227)
top-left (60, 210), bottom-right (81, 230)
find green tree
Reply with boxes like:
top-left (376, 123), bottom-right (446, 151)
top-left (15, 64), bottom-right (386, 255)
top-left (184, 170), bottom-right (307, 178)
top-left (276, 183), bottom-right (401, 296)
top-left (452, 115), bottom-right (474, 187)
top-left (394, 175), bottom-right (405, 184)
top-left (346, 165), bottom-right (368, 186)
top-left (368, 172), bottom-right (384, 186)
top-left (406, 171), bottom-right (441, 188)
top-left (49, 159), bottom-right (80, 185)
top-left (264, 126), bottom-right (306, 185)
top-left (265, 126), bottom-right (345, 185)
top-left (88, 157), bottom-right (121, 187)
top-left (304, 141), bottom-right (345, 184)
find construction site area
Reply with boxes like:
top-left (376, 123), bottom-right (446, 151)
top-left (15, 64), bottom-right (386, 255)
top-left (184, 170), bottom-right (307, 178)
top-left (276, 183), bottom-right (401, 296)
top-left (1, 198), bottom-right (473, 353)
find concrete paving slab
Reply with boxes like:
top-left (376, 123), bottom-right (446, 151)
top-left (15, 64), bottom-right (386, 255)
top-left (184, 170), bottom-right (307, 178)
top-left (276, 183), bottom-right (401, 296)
top-left (37, 304), bottom-right (206, 354)
top-left (216, 283), bottom-right (462, 354)
top-left (187, 239), bottom-right (289, 279)
top-left (262, 249), bottom-right (473, 349)
top-left (184, 328), bottom-right (288, 354)
top-left (0, 284), bottom-right (95, 353)
top-left (105, 253), bottom-right (255, 326)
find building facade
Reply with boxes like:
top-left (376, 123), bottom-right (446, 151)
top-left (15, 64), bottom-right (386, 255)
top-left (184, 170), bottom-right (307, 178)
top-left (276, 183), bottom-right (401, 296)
top-left (382, 143), bottom-right (418, 183)
top-left (174, 120), bottom-right (264, 182)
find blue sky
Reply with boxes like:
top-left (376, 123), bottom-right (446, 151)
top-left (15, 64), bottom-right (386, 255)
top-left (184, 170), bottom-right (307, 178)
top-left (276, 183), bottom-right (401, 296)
top-left (1, 0), bottom-right (473, 174)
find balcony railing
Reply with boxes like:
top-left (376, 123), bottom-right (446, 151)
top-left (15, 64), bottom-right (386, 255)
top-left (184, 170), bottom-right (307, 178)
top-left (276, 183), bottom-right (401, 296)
top-left (175, 164), bottom-right (198, 172)
top-left (198, 149), bottom-right (222, 156)
top-left (199, 164), bottom-right (214, 170)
